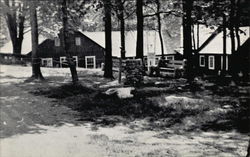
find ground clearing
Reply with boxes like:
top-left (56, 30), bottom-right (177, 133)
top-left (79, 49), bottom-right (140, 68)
top-left (0, 65), bottom-right (249, 157)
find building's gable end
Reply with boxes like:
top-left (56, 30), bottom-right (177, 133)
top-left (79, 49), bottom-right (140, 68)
top-left (75, 31), bottom-right (105, 51)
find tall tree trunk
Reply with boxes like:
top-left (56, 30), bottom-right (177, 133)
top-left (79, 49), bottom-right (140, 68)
top-left (230, 0), bottom-right (236, 55)
top-left (120, 17), bottom-right (125, 59)
top-left (30, 1), bottom-right (44, 80)
top-left (103, 0), bottom-right (113, 78)
top-left (62, 0), bottom-right (78, 84)
top-left (136, 0), bottom-right (144, 60)
top-left (183, 0), bottom-right (194, 82)
top-left (117, 0), bottom-right (126, 59)
top-left (117, 0), bottom-right (125, 83)
top-left (15, 6), bottom-right (25, 55)
top-left (191, 24), bottom-right (196, 50)
top-left (4, 0), bottom-right (25, 55)
top-left (197, 23), bottom-right (199, 49)
top-left (222, 13), bottom-right (227, 76)
top-left (230, 0), bottom-right (237, 79)
top-left (12, 40), bottom-right (22, 55)
top-left (235, 24), bottom-right (240, 50)
top-left (235, 0), bottom-right (241, 50)
top-left (156, 0), bottom-right (164, 59)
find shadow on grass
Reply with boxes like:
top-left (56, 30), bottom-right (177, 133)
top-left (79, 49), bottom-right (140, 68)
top-left (0, 77), bottom-right (85, 138)
top-left (31, 83), bottom-right (95, 99)
top-left (30, 82), bottom-right (249, 134)
top-left (1, 70), bottom-right (248, 139)
top-left (200, 97), bottom-right (249, 133)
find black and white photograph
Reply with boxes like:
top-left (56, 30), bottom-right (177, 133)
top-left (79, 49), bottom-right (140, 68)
top-left (0, 0), bottom-right (249, 156)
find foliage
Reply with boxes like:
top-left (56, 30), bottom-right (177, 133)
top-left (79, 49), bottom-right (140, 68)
top-left (192, 0), bottom-right (250, 27)
top-left (37, 0), bottom-right (91, 37)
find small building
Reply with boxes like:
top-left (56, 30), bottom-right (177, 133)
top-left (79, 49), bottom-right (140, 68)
top-left (27, 31), bottom-right (105, 68)
top-left (1, 29), bottom-right (183, 69)
top-left (193, 26), bottom-right (249, 75)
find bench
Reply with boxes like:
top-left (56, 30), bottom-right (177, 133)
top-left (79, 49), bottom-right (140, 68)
top-left (149, 59), bottom-right (185, 78)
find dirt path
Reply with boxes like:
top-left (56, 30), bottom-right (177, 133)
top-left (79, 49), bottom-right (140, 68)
top-left (0, 65), bottom-right (249, 157)
top-left (1, 121), bottom-right (248, 157)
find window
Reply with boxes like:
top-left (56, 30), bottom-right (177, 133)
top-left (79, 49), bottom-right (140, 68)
top-left (55, 37), bottom-right (60, 46)
top-left (166, 56), bottom-right (174, 60)
top-left (75, 37), bottom-right (81, 46)
top-left (60, 56), bottom-right (67, 67)
top-left (208, 56), bottom-right (215, 70)
top-left (200, 55), bottom-right (205, 67)
top-left (73, 56), bottom-right (78, 67)
top-left (85, 56), bottom-right (96, 69)
top-left (43, 60), bottom-right (47, 66)
top-left (41, 58), bottom-right (53, 67)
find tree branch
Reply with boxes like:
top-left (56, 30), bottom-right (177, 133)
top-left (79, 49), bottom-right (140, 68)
top-left (143, 10), bottom-right (182, 18)
top-left (124, 9), bottom-right (136, 19)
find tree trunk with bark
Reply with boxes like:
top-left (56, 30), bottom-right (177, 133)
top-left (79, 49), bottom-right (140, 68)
top-left (4, 0), bottom-right (25, 55)
top-left (30, 1), bottom-right (44, 80)
top-left (156, 0), bottom-right (165, 59)
top-left (222, 13), bottom-right (227, 76)
top-left (62, 0), bottom-right (78, 84)
top-left (235, 0), bottom-right (241, 50)
top-left (117, 0), bottom-right (125, 83)
top-left (230, 0), bottom-right (236, 55)
top-left (120, 17), bottom-right (125, 59)
top-left (103, 0), bottom-right (113, 78)
top-left (183, 0), bottom-right (194, 82)
top-left (117, 0), bottom-right (126, 59)
top-left (191, 24), bottom-right (196, 51)
top-left (136, 0), bottom-right (144, 60)
top-left (229, 0), bottom-right (238, 80)
top-left (197, 23), bottom-right (199, 49)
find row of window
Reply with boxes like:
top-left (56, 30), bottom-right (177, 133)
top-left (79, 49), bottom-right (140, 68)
top-left (41, 56), bottom-right (96, 69)
top-left (3, 56), bottom-right (24, 61)
top-left (54, 37), bottom-right (81, 47)
top-left (4, 56), bottom-right (13, 60)
top-left (199, 55), bottom-right (228, 70)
